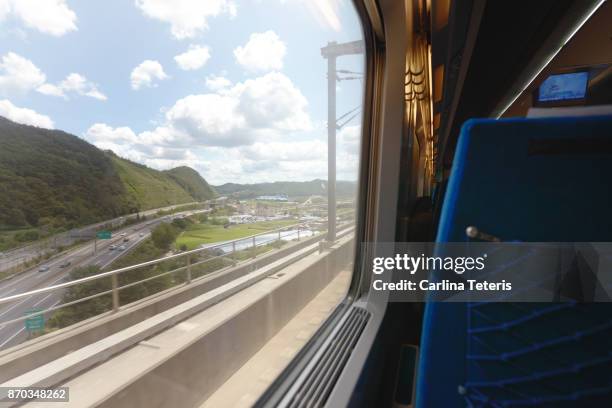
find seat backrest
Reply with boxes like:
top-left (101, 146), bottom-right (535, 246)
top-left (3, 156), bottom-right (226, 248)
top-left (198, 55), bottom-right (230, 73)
top-left (417, 115), bottom-right (612, 407)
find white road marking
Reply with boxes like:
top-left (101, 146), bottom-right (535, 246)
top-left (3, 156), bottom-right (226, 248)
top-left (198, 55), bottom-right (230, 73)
top-left (44, 299), bottom-right (61, 313)
top-left (32, 293), bottom-right (54, 307)
top-left (0, 273), bottom-right (64, 319)
top-left (0, 295), bottom-right (33, 318)
top-left (0, 270), bottom-right (38, 292)
top-left (0, 288), bottom-right (16, 297)
top-left (0, 326), bottom-right (25, 348)
top-left (50, 274), bottom-right (67, 285)
top-left (0, 296), bottom-right (62, 349)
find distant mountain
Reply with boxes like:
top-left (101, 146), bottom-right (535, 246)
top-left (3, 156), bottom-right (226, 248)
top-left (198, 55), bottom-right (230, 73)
top-left (214, 179), bottom-right (357, 200)
top-left (0, 116), bottom-right (215, 230)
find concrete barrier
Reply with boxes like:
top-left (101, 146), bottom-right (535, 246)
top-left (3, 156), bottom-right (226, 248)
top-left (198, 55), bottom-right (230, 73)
top-left (98, 234), bottom-right (354, 408)
top-left (0, 226), bottom-right (352, 383)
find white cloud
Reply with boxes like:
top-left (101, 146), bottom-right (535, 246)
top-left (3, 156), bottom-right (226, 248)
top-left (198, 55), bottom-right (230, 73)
top-left (139, 125), bottom-right (188, 146)
top-left (233, 30), bottom-right (286, 73)
top-left (93, 72), bottom-right (310, 151)
top-left (205, 74), bottom-right (231, 91)
top-left (84, 123), bottom-right (138, 144)
top-left (1, 0), bottom-right (77, 36)
top-left (0, 99), bottom-right (53, 128)
top-left (241, 140), bottom-right (326, 161)
top-left (0, 52), bottom-right (105, 101)
top-left (36, 83), bottom-right (63, 97)
top-left (165, 93), bottom-right (246, 146)
top-left (84, 123), bottom-right (198, 168)
top-left (37, 73), bottom-right (107, 101)
top-left (135, 0), bottom-right (236, 40)
top-left (174, 45), bottom-right (211, 70)
top-left (82, 72), bottom-right (319, 184)
top-left (228, 137), bottom-right (356, 183)
top-left (0, 52), bottom-right (46, 95)
top-left (234, 71), bottom-right (310, 131)
top-left (0, 0), bottom-right (10, 21)
top-left (130, 60), bottom-right (169, 90)
top-left (84, 88), bottom-right (107, 101)
top-left (151, 146), bottom-right (196, 160)
top-left (338, 124), bottom-right (360, 154)
top-left (163, 71), bottom-right (311, 147)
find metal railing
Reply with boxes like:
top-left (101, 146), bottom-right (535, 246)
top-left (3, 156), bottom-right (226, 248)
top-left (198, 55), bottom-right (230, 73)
top-left (0, 219), bottom-right (353, 331)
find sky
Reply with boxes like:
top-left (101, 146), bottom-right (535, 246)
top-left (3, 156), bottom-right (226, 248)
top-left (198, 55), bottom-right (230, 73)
top-left (0, 0), bottom-right (365, 185)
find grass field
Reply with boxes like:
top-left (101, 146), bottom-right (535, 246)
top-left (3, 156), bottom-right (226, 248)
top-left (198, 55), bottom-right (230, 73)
top-left (176, 219), bottom-right (298, 250)
top-left (111, 155), bottom-right (196, 210)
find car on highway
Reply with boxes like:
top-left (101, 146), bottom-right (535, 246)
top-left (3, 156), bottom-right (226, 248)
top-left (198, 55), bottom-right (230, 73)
top-left (120, 233), bottom-right (127, 237)
top-left (59, 261), bottom-right (72, 268)
top-left (38, 265), bottom-right (50, 273)
top-left (139, 233), bottom-right (145, 237)
top-left (123, 237), bottom-right (130, 242)
top-left (118, 245), bottom-right (126, 251)
top-left (109, 245), bottom-right (117, 251)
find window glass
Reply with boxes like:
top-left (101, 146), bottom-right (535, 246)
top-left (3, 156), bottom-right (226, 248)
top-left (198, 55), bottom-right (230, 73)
top-left (0, 1), bottom-right (364, 405)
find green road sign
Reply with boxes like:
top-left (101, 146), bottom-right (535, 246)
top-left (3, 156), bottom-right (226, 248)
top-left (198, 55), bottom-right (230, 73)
top-left (25, 308), bottom-right (44, 331)
top-left (96, 231), bottom-right (112, 239)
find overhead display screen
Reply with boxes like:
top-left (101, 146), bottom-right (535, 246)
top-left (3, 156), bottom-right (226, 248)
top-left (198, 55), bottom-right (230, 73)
top-left (538, 71), bottom-right (589, 102)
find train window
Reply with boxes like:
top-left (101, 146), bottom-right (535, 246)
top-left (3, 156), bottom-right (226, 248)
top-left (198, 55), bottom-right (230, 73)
top-left (0, 1), bottom-right (365, 406)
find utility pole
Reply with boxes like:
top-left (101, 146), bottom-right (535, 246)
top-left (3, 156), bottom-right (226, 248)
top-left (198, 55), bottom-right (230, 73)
top-left (321, 40), bottom-right (364, 243)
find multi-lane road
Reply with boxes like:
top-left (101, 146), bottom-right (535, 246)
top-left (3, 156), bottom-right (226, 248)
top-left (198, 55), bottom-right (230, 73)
top-left (0, 202), bottom-right (200, 273)
top-left (0, 209), bottom-right (208, 350)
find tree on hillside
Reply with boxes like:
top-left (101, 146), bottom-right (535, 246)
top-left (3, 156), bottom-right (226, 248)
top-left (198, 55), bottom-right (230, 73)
top-left (171, 218), bottom-right (190, 230)
top-left (151, 223), bottom-right (178, 250)
top-left (48, 265), bottom-right (111, 328)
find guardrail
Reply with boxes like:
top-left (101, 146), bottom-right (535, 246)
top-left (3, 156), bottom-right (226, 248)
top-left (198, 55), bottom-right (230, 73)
top-left (0, 218), bottom-right (353, 332)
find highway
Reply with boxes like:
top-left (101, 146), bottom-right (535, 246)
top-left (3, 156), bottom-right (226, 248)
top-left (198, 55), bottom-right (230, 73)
top-left (0, 202), bottom-right (200, 274)
top-left (0, 209), bottom-right (208, 350)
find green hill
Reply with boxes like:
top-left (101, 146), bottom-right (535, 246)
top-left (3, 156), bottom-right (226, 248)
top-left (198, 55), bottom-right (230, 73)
top-left (214, 179), bottom-right (357, 200)
top-left (110, 154), bottom-right (197, 210)
top-left (0, 116), bottom-right (215, 232)
top-left (0, 117), bottom-right (129, 230)
top-left (164, 166), bottom-right (216, 201)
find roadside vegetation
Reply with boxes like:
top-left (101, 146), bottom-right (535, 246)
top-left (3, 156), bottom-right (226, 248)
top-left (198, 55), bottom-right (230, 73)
top-left (0, 228), bottom-right (41, 251)
top-left (176, 219), bottom-right (298, 250)
top-left (46, 212), bottom-right (298, 329)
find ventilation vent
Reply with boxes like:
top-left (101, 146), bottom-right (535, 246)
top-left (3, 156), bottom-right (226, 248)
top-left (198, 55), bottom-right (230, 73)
top-left (286, 306), bottom-right (370, 408)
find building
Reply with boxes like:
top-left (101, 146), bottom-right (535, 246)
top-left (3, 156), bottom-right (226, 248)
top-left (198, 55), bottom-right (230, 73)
top-left (255, 194), bottom-right (288, 202)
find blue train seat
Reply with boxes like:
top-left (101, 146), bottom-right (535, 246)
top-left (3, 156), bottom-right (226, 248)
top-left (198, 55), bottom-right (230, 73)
top-left (417, 116), bottom-right (612, 407)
